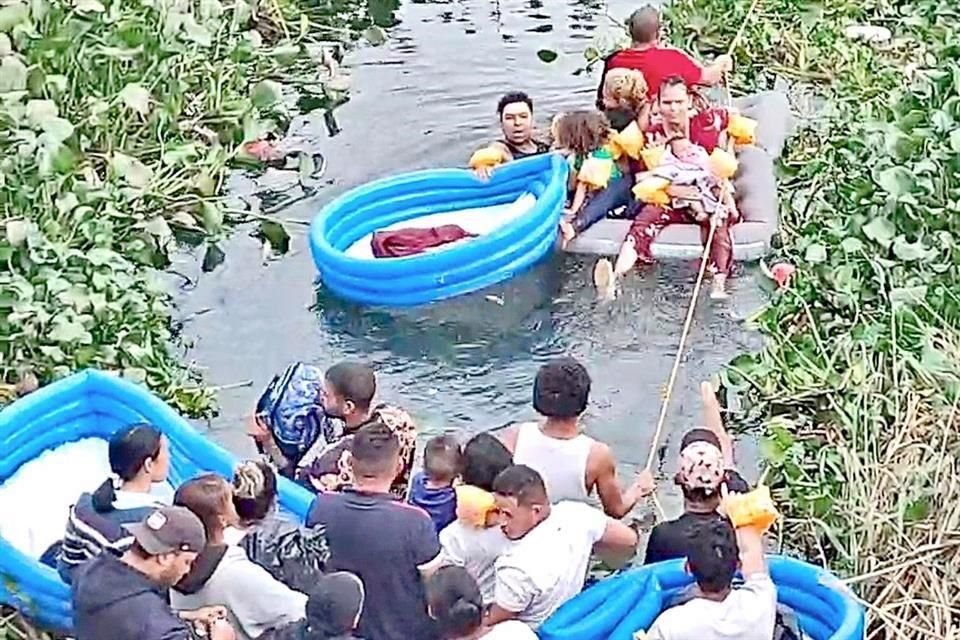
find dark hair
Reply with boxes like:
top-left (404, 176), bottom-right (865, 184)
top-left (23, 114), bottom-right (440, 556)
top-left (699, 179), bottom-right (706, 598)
top-left (174, 474), bottom-right (232, 539)
top-left (350, 421), bottom-right (400, 479)
top-left (91, 423), bottom-right (163, 513)
top-left (497, 91), bottom-right (533, 117)
top-left (492, 464), bottom-right (548, 506)
top-left (659, 75), bottom-right (689, 98)
top-left (680, 428), bottom-right (722, 451)
top-left (326, 361), bottom-right (376, 411)
top-left (627, 6), bottom-right (660, 43)
top-left (424, 435), bottom-right (462, 484)
top-left (553, 111), bottom-right (612, 156)
top-left (233, 460), bottom-right (278, 523)
top-left (427, 566), bottom-right (484, 639)
top-left (686, 518), bottom-right (739, 593)
top-left (533, 357), bottom-right (591, 419)
top-left (461, 433), bottom-right (513, 491)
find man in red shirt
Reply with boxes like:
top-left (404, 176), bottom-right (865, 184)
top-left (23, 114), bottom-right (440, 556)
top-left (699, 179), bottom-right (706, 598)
top-left (596, 6), bottom-right (732, 107)
top-left (602, 76), bottom-right (737, 300)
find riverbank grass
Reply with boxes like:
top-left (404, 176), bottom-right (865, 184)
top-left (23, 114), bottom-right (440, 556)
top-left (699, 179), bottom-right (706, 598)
top-left (655, 0), bottom-right (960, 636)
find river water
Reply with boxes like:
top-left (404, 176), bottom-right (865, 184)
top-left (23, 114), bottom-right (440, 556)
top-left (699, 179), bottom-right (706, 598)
top-left (173, 0), bottom-right (767, 511)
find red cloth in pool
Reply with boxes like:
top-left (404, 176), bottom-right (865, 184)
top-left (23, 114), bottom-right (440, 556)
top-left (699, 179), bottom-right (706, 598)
top-left (371, 224), bottom-right (476, 258)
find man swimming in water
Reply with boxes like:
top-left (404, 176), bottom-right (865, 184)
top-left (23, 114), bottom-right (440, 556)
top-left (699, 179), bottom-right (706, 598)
top-left (471, 92), bottom-right (550, 179)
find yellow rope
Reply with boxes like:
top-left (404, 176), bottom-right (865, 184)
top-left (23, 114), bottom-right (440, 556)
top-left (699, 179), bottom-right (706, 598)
top-left (643, 0), bottom-right (763, 515)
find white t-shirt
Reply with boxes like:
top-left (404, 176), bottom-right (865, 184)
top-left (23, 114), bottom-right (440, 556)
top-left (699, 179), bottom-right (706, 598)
top-left (646, 573), bottom-right (778, 640)
top-left (493, 501), bottom-right (608, 628)
top-left (171, 545), bottom-right (307, 640)
top-left (482, 620), bottom-right (539, 639)
top-left (439, 521), bottom-right (513, 604)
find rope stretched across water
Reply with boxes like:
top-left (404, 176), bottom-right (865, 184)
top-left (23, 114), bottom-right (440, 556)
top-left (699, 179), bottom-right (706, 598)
top-left (643, 0), bottom-right (764, 512)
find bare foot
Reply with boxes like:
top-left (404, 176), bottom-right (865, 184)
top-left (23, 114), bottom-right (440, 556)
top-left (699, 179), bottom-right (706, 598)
top-left (614, 238), bottom-right (639, 276)
top-left (710, 274), bottom-right (729, 300)
top-left (593, 258), bottom-right (616, 300)
top-left (559, 220), bottom-right (576, 249)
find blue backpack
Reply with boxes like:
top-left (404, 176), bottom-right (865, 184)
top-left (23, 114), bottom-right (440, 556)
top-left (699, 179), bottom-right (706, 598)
top-left (256, 363), bottom-right (340, 466)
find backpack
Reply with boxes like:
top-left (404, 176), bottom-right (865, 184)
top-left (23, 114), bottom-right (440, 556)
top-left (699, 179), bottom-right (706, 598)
top-left (241, 515), bottom-right (330, 593)
top-left (256, 363), bottom-right (342, 466)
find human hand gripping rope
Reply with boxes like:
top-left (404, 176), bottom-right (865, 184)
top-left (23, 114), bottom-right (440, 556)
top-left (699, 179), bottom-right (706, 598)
top-left (643, 0), bottom-right (763, 520)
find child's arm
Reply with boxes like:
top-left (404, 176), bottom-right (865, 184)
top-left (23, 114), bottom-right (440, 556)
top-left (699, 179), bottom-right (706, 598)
top-left (635, 101), bottom-right (652, 131)
top-left (567, 181), bottom-right (588, 214)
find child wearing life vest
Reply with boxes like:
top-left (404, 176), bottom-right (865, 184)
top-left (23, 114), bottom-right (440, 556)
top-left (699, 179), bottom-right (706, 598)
top-left (554, 111), bottom-right (628, 246)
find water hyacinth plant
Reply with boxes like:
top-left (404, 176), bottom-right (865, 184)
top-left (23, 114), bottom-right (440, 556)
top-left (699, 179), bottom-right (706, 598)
top-left (630, 0), bottom-right (960, 636)
top-left (0, 0), bottom-right (390, 413)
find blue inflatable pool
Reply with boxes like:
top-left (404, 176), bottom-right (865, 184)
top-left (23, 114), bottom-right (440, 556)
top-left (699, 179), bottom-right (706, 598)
top-left (540, 556), bottom-right (864, 640)
top-left (309, 153), bottom-right (568, 306)
top-left (0, 370), bottom-right (315, 632)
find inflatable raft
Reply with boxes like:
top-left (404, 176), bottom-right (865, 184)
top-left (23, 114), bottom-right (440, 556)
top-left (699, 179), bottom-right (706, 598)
top-left (309, 153), bottom-right (568, 306)
top-left (0, 370), bottom-right (314, 632)
top-left (567, 91), bottom-right (793, 260)
top-left (540, 556), bottom-right (864, 640)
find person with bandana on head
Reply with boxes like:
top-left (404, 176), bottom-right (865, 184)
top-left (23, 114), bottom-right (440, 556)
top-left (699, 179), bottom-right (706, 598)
top-left (644, 382), bottom-right (749, 565)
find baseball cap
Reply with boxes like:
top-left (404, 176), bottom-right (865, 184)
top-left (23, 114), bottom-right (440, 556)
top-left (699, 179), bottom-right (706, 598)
top-left (125, 506), bottom-right (206, 555)
top-left (678, 440), bottom-right (725, 493)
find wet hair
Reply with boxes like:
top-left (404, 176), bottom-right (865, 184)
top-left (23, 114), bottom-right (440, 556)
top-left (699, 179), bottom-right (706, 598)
top-left (91, 423), bottom-right (164, 513)
top-left (424, 435), bottom-right (462, 485)
top-left (627, 6), bottom-right (660, 44)
top-left (350, 421), bottom-right (400, 479)
top-left (461, 433), bottom-right (513, 491)
top-left (174, 473), bottom-right (232, 539)
top-left (492, 464), bottom-right (548, 506)
top-left (427, 566), bottom-right (484, 639)
top-left (497, 91), bottom-right (533, 117)
top-left (233, 460), bottom-right (278, 524)
top-left (326, 361), bottom-right (376, 411)
top-left (533, 357), bottom-right (591, 419)
top-left (686, 518), bottom-right (739, 593)
top-left (552, 111), bottom-right (612, 156)
top-left (660, 75), bottom-right (690, 98)
top-left (601, 68), bottom-right (649, 111)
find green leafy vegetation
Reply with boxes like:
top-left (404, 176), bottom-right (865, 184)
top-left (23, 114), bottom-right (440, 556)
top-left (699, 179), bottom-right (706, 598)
top-left (0, 0), bottom-right (392, 414)
top-left (651, 0), bottom-right (960, 634)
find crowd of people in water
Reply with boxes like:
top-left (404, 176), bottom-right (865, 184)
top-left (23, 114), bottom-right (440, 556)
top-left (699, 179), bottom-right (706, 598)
top-left (470, 5), bottom-right (748, 300)
top-left (46, 6), bottom-right (785, 640)
top-left (54, 356), bottom-right (781, 640)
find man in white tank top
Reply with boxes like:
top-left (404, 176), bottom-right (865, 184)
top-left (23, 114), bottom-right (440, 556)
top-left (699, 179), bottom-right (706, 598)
top-left (498, 358), bottom-right (655, 517)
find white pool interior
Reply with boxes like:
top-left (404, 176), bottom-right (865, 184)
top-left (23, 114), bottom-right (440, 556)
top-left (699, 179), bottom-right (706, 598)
top-left (344, 192), bottom-right (536, 259)
top-left (0, 438), bottom-right (174, 559)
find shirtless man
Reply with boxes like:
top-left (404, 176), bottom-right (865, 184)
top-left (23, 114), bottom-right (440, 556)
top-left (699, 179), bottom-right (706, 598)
top-left (471, 92), bottom-right (550, 179)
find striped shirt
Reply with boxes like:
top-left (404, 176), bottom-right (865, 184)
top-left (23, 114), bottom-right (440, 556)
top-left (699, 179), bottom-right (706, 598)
top-left (57, 491), bottom-right (163, 583)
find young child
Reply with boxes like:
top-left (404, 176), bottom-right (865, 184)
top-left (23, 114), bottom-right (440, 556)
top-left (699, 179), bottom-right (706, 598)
top-left (408, 434), bottom-right (461, 533)
top-left (600, 67), bottom-right (651, 132)
top-left (554, 111), bottom-right (626, 246)
top-left (261, 572), bottom-right (365, 640)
